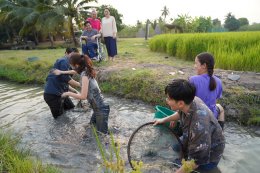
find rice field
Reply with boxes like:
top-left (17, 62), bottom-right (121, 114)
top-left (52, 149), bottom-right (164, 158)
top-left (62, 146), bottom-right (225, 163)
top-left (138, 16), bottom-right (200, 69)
top-left (149, 31), bottom-right (260, 72)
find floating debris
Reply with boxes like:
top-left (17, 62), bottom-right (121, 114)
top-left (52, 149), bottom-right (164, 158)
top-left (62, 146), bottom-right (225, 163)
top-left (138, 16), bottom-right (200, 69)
top-left (227, 74), bottom-right (240, 81)
top-left (169, 72), bottom-right (176, 76)
top-left (27, 56), bottom-right (39, 62)
top-left (178, 70), bottom-right (184, 75)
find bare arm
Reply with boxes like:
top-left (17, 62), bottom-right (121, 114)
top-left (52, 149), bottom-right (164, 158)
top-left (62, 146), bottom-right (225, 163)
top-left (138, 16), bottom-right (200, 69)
top-left (52, 69), bottom-right (77, 75)
top-left (62, 76), bottom-right (88, 100)
top-left (68, 79), bottom-right (80, 88)
top-left (51, 69), bottom-right (80, 87)
top-left (69, 85), bottom-right (79, 93)
top-left (154, 111), bottom-right (180, 125)
top-left (91, 33), bottom-right (101, 40)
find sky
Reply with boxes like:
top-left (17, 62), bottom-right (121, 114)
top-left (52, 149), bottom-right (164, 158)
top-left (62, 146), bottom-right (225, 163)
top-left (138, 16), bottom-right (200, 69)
top-left (89, 0), bottom-right (260, 25)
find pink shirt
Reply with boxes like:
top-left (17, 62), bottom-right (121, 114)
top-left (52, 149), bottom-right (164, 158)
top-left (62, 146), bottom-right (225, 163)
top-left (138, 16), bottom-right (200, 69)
top-left (87, 17), bottom-right (101, 31)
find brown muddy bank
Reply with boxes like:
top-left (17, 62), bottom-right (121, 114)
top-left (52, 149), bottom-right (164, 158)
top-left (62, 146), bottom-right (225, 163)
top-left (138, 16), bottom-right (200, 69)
top-left (97, 62), bottom-right (260, 126)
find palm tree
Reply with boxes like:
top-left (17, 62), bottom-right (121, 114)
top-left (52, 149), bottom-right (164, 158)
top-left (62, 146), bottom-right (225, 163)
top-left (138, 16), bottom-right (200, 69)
top-left (54, 0), bottom-right (96, 46)
top-left (0, 0), bottom-right (62, 47)
top-left (0, 0), bottom-right (26, 43)
top-left (161, 5), bottom-right (169, 22)
top-left (0, 0), bottom-right (96, 47)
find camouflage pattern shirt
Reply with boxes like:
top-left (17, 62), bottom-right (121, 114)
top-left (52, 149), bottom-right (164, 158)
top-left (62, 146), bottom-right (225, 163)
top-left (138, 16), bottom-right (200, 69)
top-left (179, 97), bottom-right (225, 165)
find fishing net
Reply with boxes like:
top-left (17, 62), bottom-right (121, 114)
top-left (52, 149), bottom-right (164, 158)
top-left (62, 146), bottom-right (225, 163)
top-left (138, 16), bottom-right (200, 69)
top-left (127, 122), bottom-right (182, 172)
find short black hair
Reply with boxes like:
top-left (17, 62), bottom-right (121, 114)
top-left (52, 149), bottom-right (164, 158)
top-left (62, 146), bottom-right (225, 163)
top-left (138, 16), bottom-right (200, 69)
top-left (65, 48), bottom-right (73, 54)
top-left (71, 47), bottom-right (79, 53)
top-left (84, 21), bottom-right (91, 26)
top-left (165, 79), bottom-right (196, 104)
top-left (65, 47), bottom-right (79, 54)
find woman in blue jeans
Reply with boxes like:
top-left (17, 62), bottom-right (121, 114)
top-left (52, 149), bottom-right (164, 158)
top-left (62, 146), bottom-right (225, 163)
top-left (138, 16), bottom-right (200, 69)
top-left (52, 53), bottom-right (110, 134)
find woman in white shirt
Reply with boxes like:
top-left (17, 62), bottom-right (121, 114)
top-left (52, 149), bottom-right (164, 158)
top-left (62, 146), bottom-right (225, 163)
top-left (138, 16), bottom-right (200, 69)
top-left (101, 8), bottom-right (117, 61)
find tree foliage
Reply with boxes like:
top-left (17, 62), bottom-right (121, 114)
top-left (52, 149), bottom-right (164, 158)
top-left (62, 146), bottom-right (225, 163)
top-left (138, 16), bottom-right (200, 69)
top-left (212, 18), bottom-right (221, 27)
top-left (224, 12), bottom-right (240, 31)
top-left (161, 5), bottom-right (169, 21)
top-left (239, 23), bottom-right (260, 31)
top-left (0, 0), bottom-right (96, 46)
top-left (238, 17), bottom-right (249, 26)
top-left (194, 16), bottom-right (213, 32)
top-left (173, 14), bottom-right (192, 32)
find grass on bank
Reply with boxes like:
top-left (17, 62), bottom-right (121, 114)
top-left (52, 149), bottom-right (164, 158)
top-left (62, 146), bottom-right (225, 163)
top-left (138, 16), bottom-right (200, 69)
top-left (0, 38), bottom-right (192, 84)
top-left (0, 130), bottom-right (60, 173)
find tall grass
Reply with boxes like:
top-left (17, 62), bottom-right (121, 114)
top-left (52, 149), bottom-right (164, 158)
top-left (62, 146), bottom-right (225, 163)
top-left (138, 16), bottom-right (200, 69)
top-left (92, 126), bottom-right (143, 173)
top-left (0, 130), bottom-right (60, 173)
top-left (149, 32), bottom-right (260, 72)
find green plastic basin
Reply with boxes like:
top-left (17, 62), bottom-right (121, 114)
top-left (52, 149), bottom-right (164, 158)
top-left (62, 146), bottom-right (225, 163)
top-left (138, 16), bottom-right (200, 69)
top-left (154, 105), bottom-right (180, 131)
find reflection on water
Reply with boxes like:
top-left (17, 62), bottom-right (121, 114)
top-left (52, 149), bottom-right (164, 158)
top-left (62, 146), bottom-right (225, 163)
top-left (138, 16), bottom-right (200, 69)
top-left (0, 80), bottom-right (260, 173)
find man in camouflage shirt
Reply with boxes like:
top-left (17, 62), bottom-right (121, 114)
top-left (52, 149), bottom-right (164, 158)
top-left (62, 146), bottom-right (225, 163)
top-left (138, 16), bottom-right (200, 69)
top-left (154, 79), bottom-right (225, 172)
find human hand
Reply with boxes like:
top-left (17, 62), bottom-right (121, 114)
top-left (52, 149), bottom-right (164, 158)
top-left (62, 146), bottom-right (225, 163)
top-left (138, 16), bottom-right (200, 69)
top-left (91, 36), bottom-right (96, 40)
top-left (113, 33), bottom-right (116, 39)
top-left (81, 36), bottom-right (87, 40)
top-left (153, 119), bottom-right (164, 126)
top-left (169, 121), bottom-right (176, 128)
top-left (61, 92), bottom-right (68, 98)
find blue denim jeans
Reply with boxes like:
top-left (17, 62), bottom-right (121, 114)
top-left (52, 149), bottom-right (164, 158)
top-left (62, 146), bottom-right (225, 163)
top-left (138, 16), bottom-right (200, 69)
top-left (82, 42), bottom-right (97, 58)
top-left (90, 105), bottom-right (110, 134)
top-left (197, 162), bottom-right (218, 171)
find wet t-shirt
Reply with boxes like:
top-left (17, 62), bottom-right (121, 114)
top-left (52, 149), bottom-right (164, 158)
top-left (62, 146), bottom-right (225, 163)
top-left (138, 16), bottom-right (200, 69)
top-left (179, 97), bottom-right (225, 165)
top-left (80, 71), bottom-right (105, 109)
top-left (44, 56), bottom-right (72, 96)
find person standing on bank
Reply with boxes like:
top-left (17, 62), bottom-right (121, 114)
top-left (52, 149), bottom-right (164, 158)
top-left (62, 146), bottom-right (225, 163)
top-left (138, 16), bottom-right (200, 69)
top-left (101, 7), bottom-right (117, 61)
top-left (52, 53), bottom-right (110, 134)
top-left (189, 52), bottom-right (225, 129)
top-left (44, 48), bottom-right (80, 119)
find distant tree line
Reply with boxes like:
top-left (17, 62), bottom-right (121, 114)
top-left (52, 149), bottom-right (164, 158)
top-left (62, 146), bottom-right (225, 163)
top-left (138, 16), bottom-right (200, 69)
top-left (119, 7), bottom-right (259, 38)
top-left (0, 0), bottom-right (124, 48)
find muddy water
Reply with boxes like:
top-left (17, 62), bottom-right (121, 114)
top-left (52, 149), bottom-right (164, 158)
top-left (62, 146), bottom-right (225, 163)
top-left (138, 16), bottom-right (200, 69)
top-left (0, 80), bottom-right (260, 173)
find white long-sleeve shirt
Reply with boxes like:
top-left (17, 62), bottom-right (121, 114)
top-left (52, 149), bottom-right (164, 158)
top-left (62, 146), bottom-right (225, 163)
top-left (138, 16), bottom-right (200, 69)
top-left (101, 16), bottom-right (117, 37)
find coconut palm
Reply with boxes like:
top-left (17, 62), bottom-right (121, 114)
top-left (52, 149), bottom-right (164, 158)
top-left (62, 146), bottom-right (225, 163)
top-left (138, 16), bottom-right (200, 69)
top-left (0, 0), bottom-right (96, 46)
top-left (0, 0), bottom-right (63, 46)
top-left (161, 5), bottom-right (169, 22)
top-left (0, 0), bottom-right (26, 43)
top-left (54, 0), bottom-right (96, 46)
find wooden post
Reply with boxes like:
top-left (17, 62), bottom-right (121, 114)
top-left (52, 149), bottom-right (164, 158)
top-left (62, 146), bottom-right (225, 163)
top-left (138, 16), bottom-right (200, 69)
top-left (145, 19), bottom-right (149, 40)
